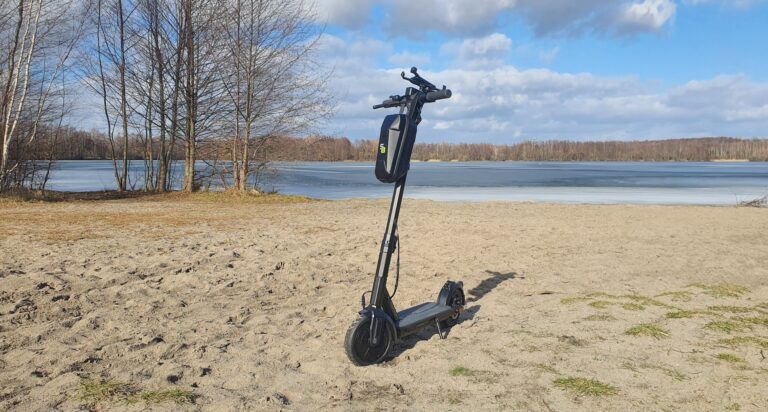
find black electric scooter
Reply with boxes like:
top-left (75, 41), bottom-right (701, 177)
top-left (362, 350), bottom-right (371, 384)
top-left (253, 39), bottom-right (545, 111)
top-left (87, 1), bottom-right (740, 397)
top-left (344, 68), bottom-right (465, 366)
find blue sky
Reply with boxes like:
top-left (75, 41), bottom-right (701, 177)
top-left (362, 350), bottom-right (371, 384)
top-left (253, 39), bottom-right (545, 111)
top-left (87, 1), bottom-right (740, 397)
top-left (314, 0), bottom-right (768, 143)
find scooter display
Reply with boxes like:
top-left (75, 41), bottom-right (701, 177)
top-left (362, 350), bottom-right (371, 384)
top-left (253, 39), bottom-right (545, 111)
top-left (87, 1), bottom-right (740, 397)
top-left (344, 68), bottom-right (465, 366)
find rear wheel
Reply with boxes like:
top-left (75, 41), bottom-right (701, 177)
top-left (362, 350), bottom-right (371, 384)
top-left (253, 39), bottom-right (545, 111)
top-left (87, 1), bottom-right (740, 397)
top-left (439, 288), bottom-right (465, 329)
top-left (344, 316), bottom-right (394, 366)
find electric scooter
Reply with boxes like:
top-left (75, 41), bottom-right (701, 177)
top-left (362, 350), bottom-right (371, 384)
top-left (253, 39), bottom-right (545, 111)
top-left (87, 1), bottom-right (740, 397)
top-left (344, 67), bottom-right (465, 366)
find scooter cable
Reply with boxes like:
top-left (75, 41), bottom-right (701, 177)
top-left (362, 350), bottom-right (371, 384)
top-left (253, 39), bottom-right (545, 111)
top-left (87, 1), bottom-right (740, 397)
top-left (390, 227), bottom-right (400, 299)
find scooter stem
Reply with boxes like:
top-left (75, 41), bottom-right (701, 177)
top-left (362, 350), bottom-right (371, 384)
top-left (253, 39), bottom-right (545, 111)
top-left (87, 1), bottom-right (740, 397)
top-left (370, 174), bottom-right (407, 310)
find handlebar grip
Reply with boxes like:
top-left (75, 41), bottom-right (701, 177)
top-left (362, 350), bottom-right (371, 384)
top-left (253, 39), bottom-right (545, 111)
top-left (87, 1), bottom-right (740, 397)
top-left (425, 89), bottom-right (452, 102)
top-left (373, 99), bottom-right (399, 109)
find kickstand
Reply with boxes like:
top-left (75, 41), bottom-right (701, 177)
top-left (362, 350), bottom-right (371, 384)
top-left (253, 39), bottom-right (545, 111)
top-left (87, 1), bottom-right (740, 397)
top-left (435, 318), bottom-right (447, 340)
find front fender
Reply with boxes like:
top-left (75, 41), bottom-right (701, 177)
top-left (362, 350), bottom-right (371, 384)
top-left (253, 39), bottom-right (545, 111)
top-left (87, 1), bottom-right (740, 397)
top-left (359, 307), bottom-right (398, 339)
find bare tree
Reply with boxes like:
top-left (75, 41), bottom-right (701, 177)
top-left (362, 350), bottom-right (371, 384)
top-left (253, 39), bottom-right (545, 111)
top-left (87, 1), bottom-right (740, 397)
top-left (0, 0), bottom-right (87, 191)
top-left (221, 0), bottom-right (331, 192)
top-left (83, 0), bottom-right (137, 192)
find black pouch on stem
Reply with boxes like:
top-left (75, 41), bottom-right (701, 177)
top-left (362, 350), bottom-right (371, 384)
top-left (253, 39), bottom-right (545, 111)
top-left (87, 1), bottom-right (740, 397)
top-left (375, 114), bottom-right (417, 183)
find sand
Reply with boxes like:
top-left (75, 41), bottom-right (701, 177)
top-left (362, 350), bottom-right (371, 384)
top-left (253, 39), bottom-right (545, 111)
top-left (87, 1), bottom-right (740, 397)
top-left (1, 196), bottom-right (767, 411)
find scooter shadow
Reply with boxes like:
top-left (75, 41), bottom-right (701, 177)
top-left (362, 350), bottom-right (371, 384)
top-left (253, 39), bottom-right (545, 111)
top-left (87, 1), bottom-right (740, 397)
top-left (388, 270), bottom-right (517, 361)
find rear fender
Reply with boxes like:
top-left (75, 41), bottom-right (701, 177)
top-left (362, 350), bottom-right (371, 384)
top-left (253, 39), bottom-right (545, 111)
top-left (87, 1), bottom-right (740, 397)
top-left (437, 280), bottom-right (464, 306)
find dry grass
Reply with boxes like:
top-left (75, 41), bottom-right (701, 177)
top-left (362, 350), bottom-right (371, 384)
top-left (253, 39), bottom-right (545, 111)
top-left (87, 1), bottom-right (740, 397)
top-left (449, 366), bottom-right (474, 377)
top-left (690, 284), bottom-right (751, 299)
top-left (625, 324), bottom-right (670, 339)
top-left (665, 310), bottom-right (698, 319)
top-left (553, 377), bottom-right (619, 397)
top-left (718, 336), bottom-right (768, 349)
top-left (704, 321), bottom-right (746, 334)
top-left (588, 300), bottom-right (614, 309)
top-left (584, 313), bottom-right (616, 321)
top-left (707, 305), bottom-right (758, 314)
top-left (621, 303), bottom-right (645, 311)
top-left (0, 191), bottom-right (313, 243)
top-left (655, 291), bottom-right (693, 302)
top-left (141, 191), bottom-right (315, 204)
top-left (715, 353), bottom-right (745, 363)
top-left (560, 296), bottom-right (591, 305)
top-left (78, 380), bottom-right (196, 407)
top-left (0, 189), bottom-right (315, 204)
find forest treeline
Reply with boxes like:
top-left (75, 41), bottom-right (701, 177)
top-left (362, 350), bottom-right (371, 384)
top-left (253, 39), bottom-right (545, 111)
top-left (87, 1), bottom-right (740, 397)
top-left (44, 129), bottom-right (768, 162)
top-left (266, 136), bottom-right (768, 162)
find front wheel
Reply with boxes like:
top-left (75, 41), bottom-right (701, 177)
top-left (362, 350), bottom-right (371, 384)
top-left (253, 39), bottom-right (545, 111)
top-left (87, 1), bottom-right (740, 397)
top-left (344, 316), bottom-right (394, 366)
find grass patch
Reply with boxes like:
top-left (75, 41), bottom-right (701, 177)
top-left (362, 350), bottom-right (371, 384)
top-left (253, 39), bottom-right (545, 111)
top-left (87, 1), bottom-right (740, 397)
top-left (449, 366), bottom-right (474, 377)
top-left (704, 321), bottom-right (747, 333)
top-left (655, 291), bottom-right (693, 302)
top-left (586, 292), bottom-right (621, 299)
top-left (622, 294), bottom-right (674, 308)
top-left (662, 368), bottom-right (688, 381)
top-left (584, 313), bottom-right (616, 321)
top-left (737, 316), bottom-right (768, 327)
top-left (715, 353), bottom-right (745, 363)
top-left (129, 389), bottom-right (197, 405)
top-left (148, 191), bottom-right (315, 204)
top-left (691, 283), bottom-right (750, 298)
top-left (708, 306), bottom-right (755, 314)
top-left (625, 324), bottom-right (670, 339)
top-left (79, 380), bottom-right (137, 405)
top-left (79, 380), bottom-right (196, 407)
top-left (561, 296), bottom-right (591, 305)
top-left (553, 377), bottom-right (618, 397)
top-left (534, 364), bottom-right (560, 374)
top-left (588, 300), bottom-right (613, 309)
top-left (622, 303), bottom-right (645, 311)
top-left (719, 336), bottom-right (768, 349)
top-left (665, 310), bottom-right (697, 319)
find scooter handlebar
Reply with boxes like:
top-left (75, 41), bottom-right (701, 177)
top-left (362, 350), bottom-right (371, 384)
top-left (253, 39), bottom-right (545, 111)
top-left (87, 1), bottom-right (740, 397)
top-left (424, 88), bottom-right (452, 102)
top-left (373, 98), bottom-right (400, 109)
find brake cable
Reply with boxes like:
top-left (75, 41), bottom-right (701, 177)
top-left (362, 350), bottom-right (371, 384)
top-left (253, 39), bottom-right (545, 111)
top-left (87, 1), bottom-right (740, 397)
top-left (390, 226), bottom-right (400, 299)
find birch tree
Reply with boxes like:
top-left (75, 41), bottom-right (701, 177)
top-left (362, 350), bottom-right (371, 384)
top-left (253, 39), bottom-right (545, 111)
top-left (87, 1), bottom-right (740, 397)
top-left (0, 0), bottom-right (87, 191)
top-left (221, 0), bottom-right (330, 192)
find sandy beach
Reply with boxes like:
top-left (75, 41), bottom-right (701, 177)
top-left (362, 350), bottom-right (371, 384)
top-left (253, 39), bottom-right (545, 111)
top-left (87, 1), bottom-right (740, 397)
top-left (1, 195), bottom-right (767, 411)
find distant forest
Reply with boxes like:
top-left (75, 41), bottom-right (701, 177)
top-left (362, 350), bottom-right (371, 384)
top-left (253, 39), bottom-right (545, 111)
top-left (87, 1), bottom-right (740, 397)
top-left (53, 128), bottom-right (768, 162)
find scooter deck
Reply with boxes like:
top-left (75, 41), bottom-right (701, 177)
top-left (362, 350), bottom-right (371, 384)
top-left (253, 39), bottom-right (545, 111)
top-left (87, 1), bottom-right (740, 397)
top-left (397, 302), bottom-right (455, 335)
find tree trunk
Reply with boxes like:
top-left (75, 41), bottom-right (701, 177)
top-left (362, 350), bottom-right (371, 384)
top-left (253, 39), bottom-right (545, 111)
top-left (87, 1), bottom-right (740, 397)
top-left (182, 0), bottom-right (196, 192)
top-left (117, 0), bottom-right (129, 192)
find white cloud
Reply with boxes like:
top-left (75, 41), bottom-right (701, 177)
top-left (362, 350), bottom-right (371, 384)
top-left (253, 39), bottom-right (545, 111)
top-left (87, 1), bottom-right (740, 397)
top-left (384, 0), bottom-right (516, 37)
top-left (441, 33), bottom-right (513, 68)
top-left (319, 56), bottom-right (768, 141)
top-left (312, 0), bottom-right (377, 28)
top-left (617, 0), bottom-right (677, 33)
top-left (515, 0), bottom-right (677, 36)
top-left (312, 0), bottom-right (683, 37)
top-left (682, 0), bottom-right (767, 8)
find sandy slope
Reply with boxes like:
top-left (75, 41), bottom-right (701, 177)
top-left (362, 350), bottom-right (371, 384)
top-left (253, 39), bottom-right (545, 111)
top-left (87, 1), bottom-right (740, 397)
top-left (1, 197), bottom-right (767, 411)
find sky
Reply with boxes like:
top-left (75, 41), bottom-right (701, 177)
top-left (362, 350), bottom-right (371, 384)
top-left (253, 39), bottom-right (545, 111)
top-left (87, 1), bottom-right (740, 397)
top-left (313, 0), bottom-right (768, 143)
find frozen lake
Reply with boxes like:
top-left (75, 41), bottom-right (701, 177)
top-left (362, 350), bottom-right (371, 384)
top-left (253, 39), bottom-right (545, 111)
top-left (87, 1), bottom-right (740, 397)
top-left (45, 160), bottom-right (768, 205)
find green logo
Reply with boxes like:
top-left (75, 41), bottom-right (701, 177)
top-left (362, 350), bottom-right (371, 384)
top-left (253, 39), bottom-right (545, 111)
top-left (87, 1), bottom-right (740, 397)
top-left (379, 144), bottom-right (387, 154)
